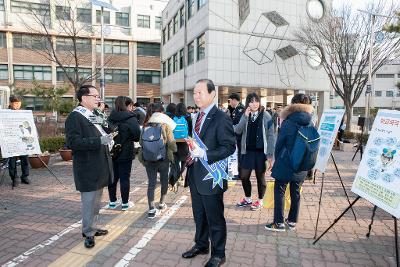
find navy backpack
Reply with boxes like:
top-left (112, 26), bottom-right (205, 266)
top-left (290, 124), bottom-right (320, 172)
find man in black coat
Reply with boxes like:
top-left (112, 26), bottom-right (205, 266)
top-left (182, 79), bottom-right (236, 267)
top-left (65, 85), bottom-right (114, 249)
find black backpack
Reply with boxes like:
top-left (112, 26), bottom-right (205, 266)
top-left (141, 123), bottom-right (166, 162)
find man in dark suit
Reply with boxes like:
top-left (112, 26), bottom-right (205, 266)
top-left (65, 85), bottom-right (114, 248)
top-left (182, 79), bottom-right (236, 267)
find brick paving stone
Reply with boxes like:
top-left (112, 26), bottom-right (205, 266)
top-left (1, 151), bottom-right (400, 267)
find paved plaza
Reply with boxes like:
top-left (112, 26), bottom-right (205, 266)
top-left (0, 150), bottom-right (398, 267)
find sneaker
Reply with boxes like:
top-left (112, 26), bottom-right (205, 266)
top-left (177, 177), bottom-right (184, 187)
top-left (236, 198), bottom-right (252, 207)
top-left (285, 219), bottom-right (296, 230)
top-left (121, 201), bottom-right (134, 211)
top-left (157, 203), bottom-right (167, 211)
top-left (148, 208), bottom-right (160, 219)
top-left (107, 201), bottom-right (117, 209)
top-left (250, 200), bottom-right (262, 211)
top-left (265, 222), bottom-right (286, 232)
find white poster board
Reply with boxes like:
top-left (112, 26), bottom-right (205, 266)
top-left (351, 109), bottom-right (400, 218)
top-left (0, 110), bottom-right (42, 157)
top-left (314, 109), bottom-right (345, 173)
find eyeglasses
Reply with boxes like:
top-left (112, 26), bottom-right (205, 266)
top-left (85, 94), bottom-right (100, 99)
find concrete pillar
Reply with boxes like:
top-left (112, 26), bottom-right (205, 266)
top-left (132, 42), bottom-right (137, 102)
top-left (317, 91), bottom-right (330, 120)
top-left (213, 86), bottom-right (219, 106)
top-left (91, 39), bottom-right (96, 87)
top-left (185, 89), bottom-right (194, 106)
top-left (261, 97), bottom-right (267, 107)
top-left (6, 31), bottom-right (13, 87)
top-left (170, 93), bottom-right (180, 104)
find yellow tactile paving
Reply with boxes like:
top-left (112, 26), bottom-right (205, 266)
top-left (48, 188), bottom-right (160, 267)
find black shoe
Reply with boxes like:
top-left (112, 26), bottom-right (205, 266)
top-left (182, 246), bottom-right (209, 258)
top-left (84, 236), bottom-right (95, 248)
top-left (21, 177), bottom-right (30, 184)
top-left (204, 256), bottom-right (226, 267)
top-left (11, 179), bottom-right (18, 187)
top-left (82, 229), bottom-right (108, 238)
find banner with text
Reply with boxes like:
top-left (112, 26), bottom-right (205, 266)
top-left (351, 109), bottom-right (400, 218)
top-left (314, 109), bottom-right (345, 173)
top-left (0, 110), bottom-right (41, 158)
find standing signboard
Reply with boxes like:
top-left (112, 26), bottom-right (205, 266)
top-left (0, 110), bottom-right (42, 157)
top-left (314, 109), bottom-right (345, 173)
top-left (352, 109), bottom-right (400, 218)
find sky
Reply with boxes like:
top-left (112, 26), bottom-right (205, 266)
top-left (332, 0), bottom-right (395, 10)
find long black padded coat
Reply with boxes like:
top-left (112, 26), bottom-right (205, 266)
top-left (65, 111), bottom-right (114, 192)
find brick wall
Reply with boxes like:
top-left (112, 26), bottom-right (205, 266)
top-left (137, 56), bottom-right (160, 70)
top-left (57, 52), bottom-right (92, 67)
top-left (14, 80), bottom-right (53, 91)
top-left (137, 83), bottom-right (160, 98)
top-left (95, 54), bottom-right (129, 69)
top-left (0, 80), bottom-right (8, 86)
top-left (0, 48), bottom-right (7, 63)
top-left (13, 49), bottom-right (51, 64)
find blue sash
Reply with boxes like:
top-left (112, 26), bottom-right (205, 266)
top-left (193, 131), bottom-right (232, 189)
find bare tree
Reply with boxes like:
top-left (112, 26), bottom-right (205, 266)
top-left (295, 2), bottom-right (400, 129)
top-left (16, 0), bottom-right (114, 95)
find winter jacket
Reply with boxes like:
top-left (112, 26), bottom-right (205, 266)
top-left (234, 111), bottom-right (275, 158)
top-left (138, 112), bottom-right (177, 165)
top-left (65, 111), bottom-right (113, 192)
top-left (271, 104), bottom-right (314, 182)
top-left (108, 110), bottom-right (141, 162)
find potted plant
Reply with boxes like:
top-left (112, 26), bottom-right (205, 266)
top-left (28, 151), bottom-right (51, 169)
top-left (59, 144), bottom-right (72, 161)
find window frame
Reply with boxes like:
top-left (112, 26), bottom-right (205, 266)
top-left (13, 65), bottom-right (51, 81)
top-left (0, 64), bottom-right (8, 80)
top-left (137, 14), bottom-right (150, 28)
top-left (77, 8), bottom-right (91, 23)
top-left (96, 40), bottom-right (128, 55)
top-left (0, 32), bottom-right (6, 48)
top-left (56, 67), bottom-right (91, 82)
top-left (173, 53), bottom-right (178, 73)
top-left (116, 12), bottom-right (130, 27)
top-left (179, 6), bottom-right (185, 28)
top-left (197, 33), bottom-right (205, 61)
top-left (386, 91), bottom-right (394, 97)
top-left (0, 0), bottom-right (4, 11)
top-left (179, 49), bottom-right (184, 70)
top-left (173, 14), bottom-right (179, 33)
top-left (56, 6), bottom-right (71, 20)
top-left (101, 69), bottom-right (129, 83)
top-left (137, 70), bottom-right (161, 84)
top-left (57, 37), bottom-right (91, 53)
top-left (155, 16), bottom-right (162, 30)
top-left (167, 58), bottom-right (172, 76)
top-left (137, 42), bottom-right (160, 57)
top-left (375, 91), bottom-right (382, 97)
top-left (187, 0), bottom-right (195, 19)
top-left (198, 0), bottom-right (207, 9)
top-left (188, 41), bottom-right (194, 65)
top-left (96, 10), bottom-right (110, 24)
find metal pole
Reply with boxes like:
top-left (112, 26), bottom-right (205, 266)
top-left (100, 6), bottom-right (105, 101)
top-left (364, 14), bottom-right (375, 134)
top-left (183, 0), bottom-right (188, 106)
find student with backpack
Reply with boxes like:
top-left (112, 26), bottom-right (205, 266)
top-left (138, 103), bottom-right (177, 219)
top-left (265, 93), bottom-right (319, 232)
top-left (107, 96), bottom-right (141, 211)
top-left (234, 93), bottom-right (275, 211)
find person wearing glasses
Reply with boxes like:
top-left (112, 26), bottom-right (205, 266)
top-left (65, 85), bottom-right (114, 248)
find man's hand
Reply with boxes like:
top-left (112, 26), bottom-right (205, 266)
top-left (100, 134), bottom-right (113, 145)
top-left (191, 147), bottom-right (206, 159)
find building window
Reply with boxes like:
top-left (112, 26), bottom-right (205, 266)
top-left (155, 16), bottom-right (162, 30)
top-left (168, 21), bottom-right (173, 39)
top-left (13, 34), bottom-right (49, 50)
top-left (353, 107), bottom-right (365, 116)
top-left (57, 37), bottom-right (91, 53)
top-left (386, 91), bottom-right (394, 97)
top-left (375, 91), bottom-right (382, 97)
top-left (116, 12), bottom-right (129, 27)
top-left (11, 0), bottom-right (49, 16)
top-left (137, 43), bottom-right (160, 56)
top-left (187, 0), bottom-right (195, 19)
top-left (56, 6), bottom-right (71, 20)
top-left (197, 33), bottom-right (205, 60)
top-left (0, 32), bottom-right (6, 48)
top-left (173, 14), bottom-right (179, 33)
top-left (136, 97), bottom-right (150, 106)
top-left (96, 10), bottom-right (110, 24)
top-left (376, 74), bottom-right (394, 78)
top-left (137, 70), bottom-right (160, 84)
top-left (0, 0), bottom-right (4, 11)
top-left (198, 0), bottom-right (207, 9)
top-left (0, 65), bottom-right (8, 80)
top-left (179, 49), bottom-right (184, 70)
top-left (24, 96), bottom-right (45, 111)
top-left (162, 62), bottom-right (166, 78)
top-left (56, 67), bottom-right (91, 82)
top-left (162, 28), bottom-right (166, 44)
top-left (96, 40), bottom-right (128, 54)
top-left (167, 58), bottom-right (172, 76)
top-left (173, 53), bottom-right (178, 73)
top-left (137, 15), bottom-right (150, 28)
top-left (188, 41), bottom-right (194, 65)
top-left (14, 65), bottom-right (51, 81)
top-left (180, 6), bottom-right (185, 28)
top-left (77, 8), bottom-right (91, 23)
top-left (101, 69), bottom-right (129, 83)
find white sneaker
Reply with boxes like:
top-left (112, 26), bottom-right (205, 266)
top-left (121, 201), bottom-right (134, 211)
top-left (148, 208), bottom-right (160, 219)
top-left (157, 203), bottom-right (167, 211)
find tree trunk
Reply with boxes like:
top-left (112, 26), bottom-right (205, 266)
top-left (344, 102), bottom-right (352, 131)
